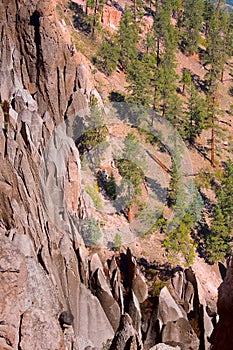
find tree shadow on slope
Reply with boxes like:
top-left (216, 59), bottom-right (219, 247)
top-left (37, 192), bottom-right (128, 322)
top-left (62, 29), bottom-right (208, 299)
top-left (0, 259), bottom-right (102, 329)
top-left (69, 2), bottom-right (91, 35)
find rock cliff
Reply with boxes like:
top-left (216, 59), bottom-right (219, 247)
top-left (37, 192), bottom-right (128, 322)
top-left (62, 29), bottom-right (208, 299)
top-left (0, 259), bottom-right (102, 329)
top-left (0, 1), bottom-right (228, 350)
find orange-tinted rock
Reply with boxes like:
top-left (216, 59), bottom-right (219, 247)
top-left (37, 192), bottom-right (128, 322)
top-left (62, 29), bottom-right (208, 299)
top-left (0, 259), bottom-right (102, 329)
top-left (101, 5), bottom-right (122, 32)
top-left (0, 236), bottom-right (27, 349)
top-left (19, 309), bottom-right (65, 350)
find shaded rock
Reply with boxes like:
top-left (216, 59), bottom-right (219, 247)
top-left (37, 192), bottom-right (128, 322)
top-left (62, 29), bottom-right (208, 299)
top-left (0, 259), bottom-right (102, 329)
top-left (124, 249), bottom-right (148, 303)
top-left (77, 284), bottom-right (114, 350)
top-left (185, 268), bottom-right (213, 349)
top-left (94, 268), bottom-right (121, 331)
top-left (171, 270), bottom-right (184, 300)
top-left (162, 318), bottom-right (199, 350)
top-left (59, 311), bottom-right (74, 327)
top-left (132, 269), bottom-right (148, 304)
top-left (127, 289), bottom-right (142, 336)
top-left (90, 253), bottom-right (104, 275)
top-left (158, 287), bottom-right (186, 325)
top-left (210, 260), bottom-right (233, 350)
top-left (109, 313), bottom-right (142, 350)
top-left (19, 308), bottom-right (65, 350)
top-left (77, 247), bottom-right (89, 286)
top-left (143, 299), bottom-right (160, 350)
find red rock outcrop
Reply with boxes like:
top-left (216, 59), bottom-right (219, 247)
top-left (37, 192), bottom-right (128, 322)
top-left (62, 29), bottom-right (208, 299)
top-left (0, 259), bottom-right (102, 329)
top-left (101, 5), bottom-right (122, 31)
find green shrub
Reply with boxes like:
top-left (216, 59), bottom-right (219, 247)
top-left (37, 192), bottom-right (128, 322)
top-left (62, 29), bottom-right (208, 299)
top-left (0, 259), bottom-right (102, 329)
top-left (105, 173), bottom-right (117, 200)
top-left (85, 183), bottom-right (103, 210)
top-left (81, 217), bottom-right (102, 246)
top-left (117, 158), bottom-right (144, 195)
top-left (113, 233), bottom-right (122, 250)
top-left (152, 280), bottom-right (167, 296)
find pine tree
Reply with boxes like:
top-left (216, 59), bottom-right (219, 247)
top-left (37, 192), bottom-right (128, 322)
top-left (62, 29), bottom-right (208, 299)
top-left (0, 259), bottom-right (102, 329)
top-left (181, 69), bottom-right (192, 95)
top-left (105, 173), bottom-right (117, 200)
top-left (151, 1), bottom-right (180, 120)
top-left (203, 5), bottom-right (224, 88)
top-left (181, 0), bottom-right (204, 55)
top-left (164, 213), bottom-right (195, 266)
top-left (127, 53), bottom-right (153, 106)
top-left (205, 205), bottom-right (230, 262)
top-left (86, 0), bottom-right (106, 37)
top-left (94, 37), bottom-right (120, 76)
top-left (167, 157), bottom-right (180, 207)
top-left (153, 0), bottom-right (174, 66)
top-left (131, 0), bottom-right (144, 23)
top-left (182, 83), bottom-right (206, 144)
top-left (117, 7), bottom-right (139, 72)
top-left (113, 233), bottom-right (122, 250)
top-left (217, 159), bottom-right (233, 234)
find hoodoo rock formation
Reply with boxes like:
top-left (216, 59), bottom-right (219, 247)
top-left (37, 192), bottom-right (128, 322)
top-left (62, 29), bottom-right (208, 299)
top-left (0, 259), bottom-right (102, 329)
top-left (0, 1), bottom-right (231, 349)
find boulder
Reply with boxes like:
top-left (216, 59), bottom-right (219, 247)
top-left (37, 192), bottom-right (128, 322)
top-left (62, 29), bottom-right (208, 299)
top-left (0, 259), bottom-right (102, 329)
top-left (109, 313), bottom-right (142, 350)
top-left (150, 344), bottom-right (181, 350)
top-left (162, 318), bottom-right (199, 350)
top-left (94, 268), bottom-right (121, 331)
top-left (19, 308), bottom-right (65, 350)
top-left (158, 287), bottom-right (186, 325)
top-left (77, 284), bottom-right (114, 349)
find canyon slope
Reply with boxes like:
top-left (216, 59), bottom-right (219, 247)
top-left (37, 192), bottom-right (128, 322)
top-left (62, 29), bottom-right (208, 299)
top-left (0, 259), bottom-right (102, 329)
top-left (0, 1), bottom-right (232, 350)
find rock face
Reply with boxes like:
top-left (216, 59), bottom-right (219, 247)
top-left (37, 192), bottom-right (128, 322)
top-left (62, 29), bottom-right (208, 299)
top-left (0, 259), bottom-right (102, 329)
top-left (162, 318), bottom-right (199, 350)
top-left (210, 259), bottom-right (233, 350)
top-left (19, 309), bottom-right (65, 350)
top-left (101, 5), bottom-right (122, 31)
top-left (0, 1), bottom-right (222, 350)
top-left (0, 1), bottom-right (112, 349)
top-left (0, 236), bottom-right (27, 350)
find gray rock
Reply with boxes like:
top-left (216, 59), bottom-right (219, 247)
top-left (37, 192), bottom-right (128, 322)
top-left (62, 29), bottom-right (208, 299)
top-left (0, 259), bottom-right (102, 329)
top-left (162, 318), bottom-right (199, 350)
top-left (90, 253), bottom-right (104, 275)
top-left (78, 283), bottom-right (114, 349)
top-left (0, 235), bottom-right (27, 349)
top-left (19, 308), bottom-right (65, 350)
top-left (109, 313), bottom-right (142, 350)
top-left (158, 287), bottom-right (186, 325)
top-left (150, 344), bottom-right (181, 350)
top-left (94, 268), bottom-right (121, 331)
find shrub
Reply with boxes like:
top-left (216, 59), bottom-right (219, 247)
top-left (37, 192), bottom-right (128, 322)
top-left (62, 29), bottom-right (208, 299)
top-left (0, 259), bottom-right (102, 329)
top-left (105, 173), bottom-right (117, 200)
top-left (80, 217), bottom-right (102, 246)
top-left (117, 158), bottom-right (144, 195)
top-left (85, 183), bottom-right (103, 210)
top-left (113, 233), bottom-right (122, 250)
top-left (152, 280), bottom-right (167, 296)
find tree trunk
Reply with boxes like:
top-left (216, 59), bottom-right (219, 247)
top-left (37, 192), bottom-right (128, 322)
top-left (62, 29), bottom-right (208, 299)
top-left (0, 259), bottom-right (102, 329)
top-left (156, 38), bottom-right (160, 66)
top-left (91, 0), bottom-right (98, 38)
top-left (221, 66), bottom-right (224, 83)
top-left (134, 0), bottom-right (137, 22)
top-left (211, 124), bottom-right (215, 167)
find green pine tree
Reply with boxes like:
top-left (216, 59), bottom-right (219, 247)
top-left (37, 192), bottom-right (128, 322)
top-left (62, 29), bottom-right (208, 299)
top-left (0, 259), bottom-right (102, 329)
top-left (113, 233), bottom-right (122, 250)
top-left (94, 37), bottom-right (120, 76)
top-left (167, 158), bottom-right (180, 207)
top-left (117, 7), bottom-right (139, 72)
top-left (164, 213), bottom-right (195, 266)
top-left (181, 0), bottom-right (204, 55)
top-left (182, 83), bottom-right (206, 144)
top-left (127, 53), bottom-right (153, 106)
top-left (205, 205), bottom-right (230, 262)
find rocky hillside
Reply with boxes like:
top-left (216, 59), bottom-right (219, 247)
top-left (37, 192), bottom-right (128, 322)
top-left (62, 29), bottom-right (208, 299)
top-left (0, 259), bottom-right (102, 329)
top-left (0, 1), bottom-right (233, 350)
